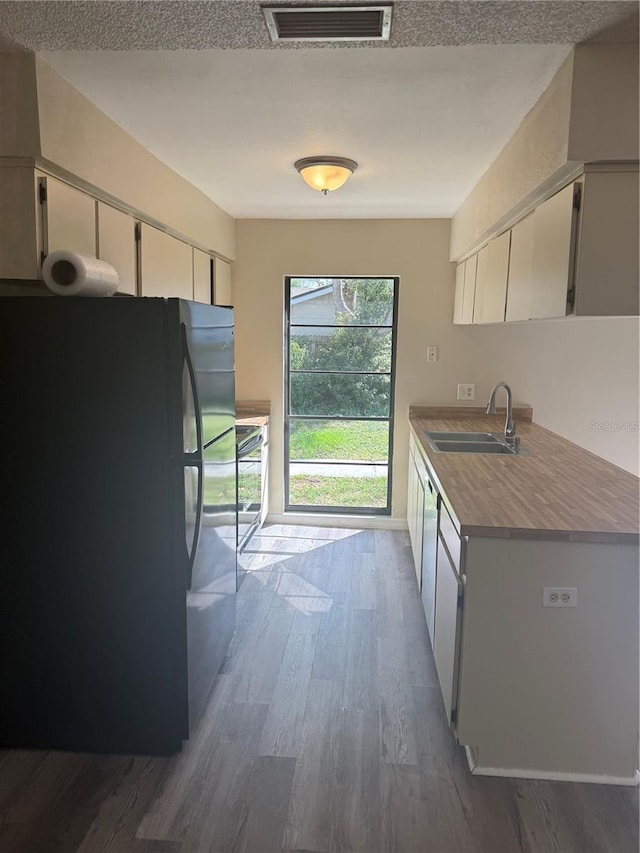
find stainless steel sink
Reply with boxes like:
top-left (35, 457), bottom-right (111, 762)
top-left (431, 440), bottom-right (516, 454)
top-left (426, 431), bottom-right (499, 443)
top-left (424, 430), bottom-right (531, 455)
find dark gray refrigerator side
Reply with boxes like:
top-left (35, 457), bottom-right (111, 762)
top-left (0, 297), bottom-right (236, 755)
top-left (179, 300), bottom-right (237, 729)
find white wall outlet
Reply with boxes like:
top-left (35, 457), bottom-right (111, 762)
top-left (542, 587), bottom-right (578, 607)
top-left (457, 383), bottom-right (475, 400)
top-left (426, 346), bottom-right (438, 363)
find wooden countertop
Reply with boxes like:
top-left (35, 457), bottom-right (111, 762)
top-left (409, 406), bottom-right (639, 545)
top-left (236, 400), bottom-right (270, 427)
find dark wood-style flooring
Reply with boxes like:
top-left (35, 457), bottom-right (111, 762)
top-left (1, 525), bottom-right (638, 853)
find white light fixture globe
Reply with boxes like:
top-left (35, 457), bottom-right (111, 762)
top-left (294, 156), bottom-right (358, 195)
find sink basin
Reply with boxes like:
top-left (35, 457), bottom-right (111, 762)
top-left (426, 431), bottom-right (499, 443)
top-left (432, 440), bottom-right (516, 455)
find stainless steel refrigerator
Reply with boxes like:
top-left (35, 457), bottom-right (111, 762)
top-left (0, 297), bottom-right (237, 755)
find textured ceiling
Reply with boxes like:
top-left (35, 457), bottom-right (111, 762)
top-left (0, 1), bottom-right (637, 51)
top-left (2, 2), bottom-right (637, 220)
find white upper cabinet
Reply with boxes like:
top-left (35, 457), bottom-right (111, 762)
top-left (96, 202), bottom-right (137, 296)
top-left (139, 224), bottom-right (193, 299)
top-left (41, 175), bottom-right (96, 258)
top-left (213, 257), bottom-right (233, 306)
top-left (461, 253), bottom-right (477, 324)
top-left (453, 262), bottom-right (465, 324)
top-left (453, 255), bottom-right (477, 325)
top-left (452, 168), bottom-right (639, 326)
top-left (573, 169), bottom-right (639, 316)
top-left (193, 248), bottom-right (212, 305)
top-left (505, 213), bottom-right (534, 322)
top-left (529, 182), bottom-right (577, 320)
top-left (473, 230), bottom-right (510, 324)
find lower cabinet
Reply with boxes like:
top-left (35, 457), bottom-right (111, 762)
top-left (456, 536), bottom-right (638, 782)
top-left (433, 533), bottom-right (462, 721)
top-left (407, 435), bottom-right (425, 589)
top-left (420, 475), bottom-right (438, 646)
top-left (409, 429), bottom-right (639, 781)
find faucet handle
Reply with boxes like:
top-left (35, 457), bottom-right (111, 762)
top-left (506, 418), bottom-right (517, 438)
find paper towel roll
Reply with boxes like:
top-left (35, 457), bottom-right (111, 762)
top-left (42, 250), bottom-right (120, 297)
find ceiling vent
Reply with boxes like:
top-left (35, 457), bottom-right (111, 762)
top-left (262, 5), bottom-right (392, 43)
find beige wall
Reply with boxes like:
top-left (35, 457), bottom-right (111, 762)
top-left (466, 317), bottom-right (639, 476)
top-left (0, 53), bottom-right (40, 157)
top-left (568, 45), bottom-right (639, 162)
top-left (450, 52), bottom-right (574, 261)
top-left (451, 44), bottom-right (640, 262)
top-left (0, 53), bottom-right (235, 260)
top-left (234, 219), bottom-right (639, 524)
top-left (234, 219), bottom-right (496, 520)
top-left (35, 57), bottom-right (236, 260)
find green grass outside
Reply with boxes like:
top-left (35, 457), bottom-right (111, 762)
top-left (289, 420), bottom-right (388, 462)
top-left (289, 475), bottom-right (387, 508)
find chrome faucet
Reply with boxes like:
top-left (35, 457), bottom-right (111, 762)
top-left (486, 381), bottom-right (519, 448)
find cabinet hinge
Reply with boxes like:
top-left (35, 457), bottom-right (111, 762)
top-left (566, 286), bottom-right (576, 310)
top-left (38, 181), bottom-right (47, 205)
top-left (134, 222), bottom-right (141, 242)
top-left (572, 184), bottom-right (582, 211)
top-left (457, 592), bottom-right (464, 609)
top-left (451, 707), bottom-right (458, 725)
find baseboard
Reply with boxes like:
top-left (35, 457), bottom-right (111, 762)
top-left (265, 513), bottom-right (408, 531)
top-left (464, 745), bottom-right (639, 787)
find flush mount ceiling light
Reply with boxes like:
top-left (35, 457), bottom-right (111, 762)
top-left (294, 156), bottom-right (358, 195)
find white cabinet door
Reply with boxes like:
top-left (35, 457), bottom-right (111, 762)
top-left (96, 202), bottom-right (137, 296)
top-left (407, 436), bottom-right (424, 588)
top-left (505, 213), bottom-right (534, 322)
top-left (421, 479), bottom-right (438, 647)
top-left (193, 248), bottom-right (212, 305)
top-left (453, 263), bottom-right (465, 324)
top-left (461, 253), bottom-right (477, 324)
top-left (139, 224), bottom-right (193, 299)
top-left (530, 182), bottom-right (577, 319)
top-left (42, 175), bottom-right (96, 258)
top-left (574, 170), bottom-right (639, 316)
top-left (434, 536), bottom-right (462, 721)
top-left (474, 231), bottom-right (510, 324)
top-left (213, 257), bottom-right (232, 306)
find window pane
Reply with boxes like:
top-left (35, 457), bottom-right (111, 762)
top-left (290, 278), bottom-right (393, 326)
top-left (289, 462), bottom-right (388, 508)
top-left (290, 373), bottom-right (390, 418)
top-left (290, 327), bottom-right (392, 373)
top-left (289, 419), bottom-right (389, 462)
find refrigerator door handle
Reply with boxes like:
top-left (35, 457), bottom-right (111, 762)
top-left (182, 324), bottom-right (204, 591)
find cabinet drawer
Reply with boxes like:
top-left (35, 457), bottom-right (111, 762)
top-left (439, 503), bottom-right (461, 572)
